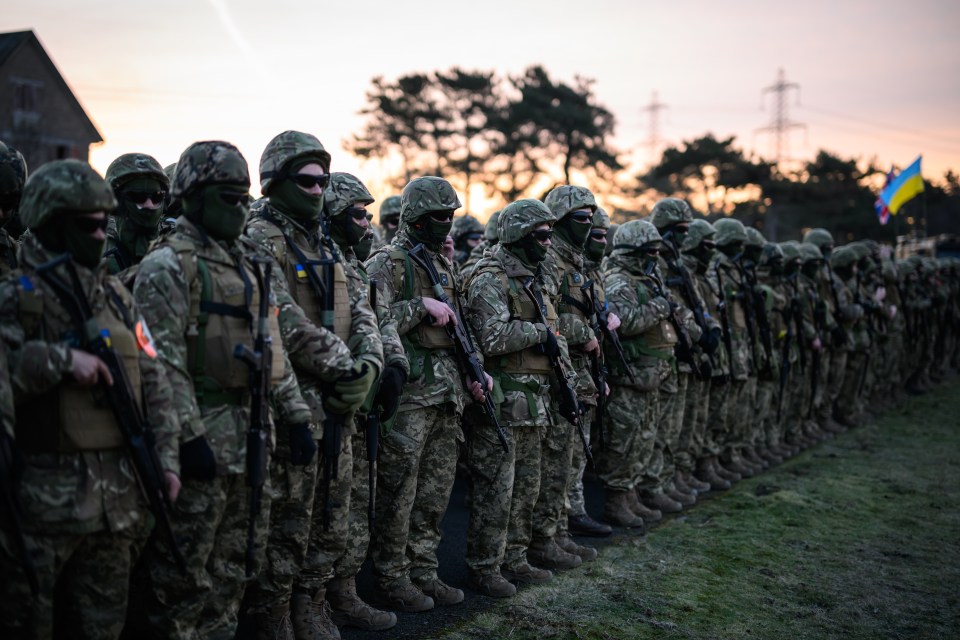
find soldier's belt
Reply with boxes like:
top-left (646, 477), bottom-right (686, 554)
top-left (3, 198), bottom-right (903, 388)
top-left (198, 388), bottom-right (250, 408)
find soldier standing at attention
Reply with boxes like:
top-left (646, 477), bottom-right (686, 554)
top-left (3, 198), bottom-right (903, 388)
top-left (102, 153), bottom-right (169, 276)
top-left (0, 160), bottom-right (180, 638)
top-left (133, 141), bottom-right (313, 640)
top-left (0, 141), bottom-right (27, 276)
top-left (365, 176), bottom-right (491, 612)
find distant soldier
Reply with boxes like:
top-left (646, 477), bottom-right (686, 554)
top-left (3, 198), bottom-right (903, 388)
top-left (831, 245), bottom-right (870, 426)
top-left (102, 153), bottom-right (169, 275)
top-left (0, 140), bottom-right (27, 275)
top-left (463, 198), bottom-right (560, 595)
top-left (0, 160), bottom-right (180, 638)
top-left (450, 214), bottom-right (484, 266)
top-left (378, 195), bottom-right (401, 245)
top-left (460, 209), bottom-right (501, 279)
top-left (133, 141), bottom-right (313, 639)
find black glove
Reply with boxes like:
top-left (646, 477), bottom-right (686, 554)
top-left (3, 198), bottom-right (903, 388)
top-left (375, 365), bottom-right (408, 422)
top-left (559, 387), bottom-right (583, 425)
top-left (179, 436), bottom-right (216, 480)
top-left (288, 423), bottom-right (317, 466)
top-left (698, 326), bottom-right (722, 355)
top-left (537, 328), bottom-right (561, 358)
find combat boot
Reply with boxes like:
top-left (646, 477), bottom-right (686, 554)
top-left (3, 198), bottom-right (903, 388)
top-left (681, 470), bottom-right (712, 493)
top-left (291, 590), bottom-right (340, 640)
top-left (501, 561), bottom-right (553, 584)
top-left (556, 534), bottom-right (598, 562)
top-left (528, 537), bottom-right (582, 570)
top-left (695, 457), bottom-right (731, 491)
top-left (713, 457), bottom-right (743, 481)
top-left (326, 577), bottom-right (397, 631)
top-left (371, 582), bottom-right (434, 613)
top-left (721, 452), bottom-right (754, 478)
top-left (672, 473), bottom-right (698, 496)
top-left (666, 486), bottom-right (696, 507)
top-left (468, 572), bottom-right (517, 598)
top-left (414, 577), bottom-right (464, 606)
top-left (627, 489), bottom-right (662, 523)
top-left (641, 489), bottom-right (683, 514)
top-left (256, 602), bottom-right (294, 640)
top-left (741, 446), bottom-right (769, 470)
top-left (757, 445), bottom-right (783, 466)
top-left (603, 489), bottom-right (645, 528)
top-left (820, 417), bottom-right (845, 434)
top-left (568, 513), bottom-right (613, 537)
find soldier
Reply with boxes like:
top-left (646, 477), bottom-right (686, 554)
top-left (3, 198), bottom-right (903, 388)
top-left (244, 134), bottom-right (384, 640)
top-left (378, 195), bottom-right (401, 245)
top-left (365, 176), bottom-right (490, 612)
top-left (102, 153), bottom-right (169, 275)
top-left (132, 141), bottom-right (313, 639)
top-left (460, 209), bottom-right (501, 279)
top-left (0, 140), bottom-right (27, 275)
top-left (463, 198), bottom-right (560, 595)
top-left (450, 214), bottom-right (484, 266)
top-left (598, 220), bottom-right (673, 528)
top-left (321, 172), bottom-right (407, 633)
top-left (754, 242), bottom-right (791, 461)
top-left (0, 160), bottom-right (180, 638)
top-left (533, 185), bottom-right (601, 570)
top-left (832, 245), bottom-right (870, 426)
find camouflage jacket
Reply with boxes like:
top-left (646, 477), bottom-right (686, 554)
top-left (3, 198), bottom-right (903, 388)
top-left (465, 245), bottom-right (563, 427)
top-left (707, 252), bottom-right (752, 381)
top-left (682, 253), bottom-right (729, 378)
top-left (0, 235), bottom-right (179, 534)
top-left (460, 239), bottom-right (491, 280)
top-left (0, 227), bottom-right (17, 277)
top-left (756, 268), bottom-right (789, 373)
top-left (365, 230), bottom-right (470, 414)
top-left (244, 203), bottom-right (383, 430)
top-left (133, 218), bottom-right (310, 475)
top-left (659, 253), bottom-right (711, 376)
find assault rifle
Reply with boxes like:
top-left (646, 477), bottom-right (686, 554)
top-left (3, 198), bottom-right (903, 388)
top-left (365, 279), bottom-right (380, 530)
top-left (522, 279), bottom-right (593, 468)
top-left (809, 294), bottom-right (826, 420)
top-left (739, 261), bottom-right (774, 378)
top-left (713, 262), bottom-right (736, 381)
top-left (233, 256), bottom-right (273, 578)
top-left (662, 243), bottom-right (716, 378)
top-left (407, 244), bottom-right (509, 452)
top-left (647, 263), bottom-right (703, 378)
top-left (35, 254), bottom-right (185, 573)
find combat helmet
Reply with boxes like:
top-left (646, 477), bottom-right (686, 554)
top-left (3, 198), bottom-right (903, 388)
top-left (399, 176), bottom-right (461, 225)
top-left (803, 228), bottom-right (834, 251)
top-left (799, 242), bottom-right (824, 263)
top-left (105, 153), bottom-right (169, 191)
top-left (713, 218), bottom-right (748, 247)
top-left (324, 172), bottom-right (374, 218)
top-left (745, 227), bottom-right (765, 248)
top-left (0, 141), bottom-right (28, 211)
top-left (379, 195), bottom-right (402, 223)
top-left (19, 160), bottom-right (117, 229)
top-left (649, 198), bottom-right (693, 230)
top-left (760, 242), bottom-right (785, 268)
top-left (593, 206), bottom-right (611, 230)
top-left (497, 199), bottom-right (556, 244)
top-left (171, 141), bottom-right (250, 198)
top-left (451, 214), bottom-right (484, 242)
top-left (484, 209), bottom-right (502, 242)
top-left (830, 245), bottom-right (859, 270)
top-left (779, 240), bottom-right (802, 265)
top-left (544, 185), bottom-right (596, 219)
top-left (681, 219), bottom-right (716, 252)
top-left (612, 219), bottom-right (661, 252)
top-left (259, 131), bottom-right (331, 195)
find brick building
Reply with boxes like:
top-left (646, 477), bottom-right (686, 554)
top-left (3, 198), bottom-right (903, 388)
top-left (0, 30), bottom-right (102, 169)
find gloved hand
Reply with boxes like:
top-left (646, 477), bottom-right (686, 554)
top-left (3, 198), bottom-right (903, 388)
top-left (698, 326), bottom-right (722, 355)
top-left (558, 387), bottom-right (583, 426)
top-left (536, 328), bottom-right (561, 358)
top-left (327, 358), bottom-right (379, 415)
top-left (179, 436), bottom-right (216, 480)
top-left (650, 296), bottom-right (672, 319)
top-left (375, 364), bottom-right (408, 422)
top-left (288, 423), bottom-right (317, 466)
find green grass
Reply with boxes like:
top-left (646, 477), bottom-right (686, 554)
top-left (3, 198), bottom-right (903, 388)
top-left (441, 380), bottom-right (960, 640)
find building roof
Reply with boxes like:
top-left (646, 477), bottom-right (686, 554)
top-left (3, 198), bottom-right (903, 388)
top-left (0, 30), bottom-right (31, 66)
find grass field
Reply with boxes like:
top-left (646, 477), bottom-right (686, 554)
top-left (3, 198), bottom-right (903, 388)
top-left (439, 380), bottom-right (960, 640)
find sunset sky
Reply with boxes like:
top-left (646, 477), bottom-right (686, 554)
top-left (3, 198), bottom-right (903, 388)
top-left (4, 0), bottom-right (959, 218)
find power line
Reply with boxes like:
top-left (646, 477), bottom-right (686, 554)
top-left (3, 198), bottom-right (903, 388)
top-left (640, 91), bottom-right (668, 163)
top-left (755, 68), bottom-right (807, 166)
top-left (798, 103), bottom-right (960, 146)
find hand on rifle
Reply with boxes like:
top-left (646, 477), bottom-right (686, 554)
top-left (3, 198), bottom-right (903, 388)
top-left (559, 389), bottom-right (585, 426)
top-left (165, 471), bottom-right (181, 503)
top-left (423, 297), bottom-right (457, 327)
top-left (70, 349), bottom-right (114, 386)
top-left (467, 372), bottom-right (493, 403)
top-left (584, 337), bottom-right (600, 357)
top-left (289, 423), bottom-right (317, 466)
top-left (606, 312), bottom-right (621, 332)
top-left (812, 337), bottom-right (823, 352)
top-left (375, 365), bottom-right (408, 421)
top-left (328, 358), bottom-right (379, 414)
top-left (537, 328), bottom-right (561, 358)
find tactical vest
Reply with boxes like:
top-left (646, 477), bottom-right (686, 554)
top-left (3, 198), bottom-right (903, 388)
top-left (615, 274), bottom-right (678, 372)
top-left (389, 247), bottom-right (456, 350)
top-left (165, 238), bottom-right (285, 406)
top-left (15, 276), bottom-right (141, 452)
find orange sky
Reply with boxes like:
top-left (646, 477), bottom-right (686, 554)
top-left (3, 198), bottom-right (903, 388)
top-left (4, 0), bottom-right (958, 221)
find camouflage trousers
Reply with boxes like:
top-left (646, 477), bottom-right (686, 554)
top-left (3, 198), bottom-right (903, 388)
top-left (532, 409), bottom-right (575, 541)
top-left (0, 523), bottom-right (145, 640)
top-left (371, 404), bottom-right (461, 590)
top-left (466, 421), bottom-right (542, 574)
top-left (840, 351), bottom-right (868, 422)
top-left (811, 348), bottom-right (831, 425)
top-left (785, 358), bottom-right (812, 441)
top-left (296, 426), bottom-right (354, 595)
top-left (135, 473), bottom-right (270, 640)
top-left (247, 429), bottom-right (319, 612)
top-left (596, 384), bottom-right (659, 491)
top-left (754, 378), bottom-right (777, 447)
top-left (564, 405), bottom-right (594, 521)
top-left (702, 378), bottom-right (732, 457)
top-left (677, 374), bottom-right (710, 473)
top-left (335, 428), bottom-right (374, 579)
top-left (826, 350), bottom-right (848, 422)
top-left (725, 377), bottom-right (756, 452)
top-left (649, 371), bottom-right (689, 490)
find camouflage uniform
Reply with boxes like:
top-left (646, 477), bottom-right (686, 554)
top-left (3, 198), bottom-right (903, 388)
top-left (132, 141), bottom-right (312, 640)
top-left (365, 176), bottom-right (470, 609)
top-left (0, 141), bottom-right (27, 276)
top-left (102, 153), bottom-right (169, 277)
top-left (754, 243), bottom-right (789, 457)
top-left (451, 214), bottom-right (484, 266)
top-left (0, 160), bottom-right (179, 640)
top-left (463, 199), bottom-right (558, 590)
top-left (832, 246), bottom-right (870, 425)
top-left (377, 195), bottom-right (401, 246)
top-left (460, 209), bottom-right (500, 279)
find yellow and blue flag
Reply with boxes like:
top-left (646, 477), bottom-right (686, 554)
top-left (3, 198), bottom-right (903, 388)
top-left (879, 156), bottom-right (924, 215)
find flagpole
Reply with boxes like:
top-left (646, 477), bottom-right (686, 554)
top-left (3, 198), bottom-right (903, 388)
top-left (920, 178), bottom-right (928, 239)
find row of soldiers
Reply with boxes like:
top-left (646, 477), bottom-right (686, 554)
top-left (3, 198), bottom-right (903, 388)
top-left (0, 135), bottom-right (958, 640)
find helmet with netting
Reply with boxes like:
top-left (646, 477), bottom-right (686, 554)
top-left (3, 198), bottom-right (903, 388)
top-left (593, 206), bottom-right (611, 230)
top-left (745, 226), bottom-right (766, 248)
top-left (799, 242), bottom-right (824, 263)
top-left (379, 195), bottom-right (401, 223)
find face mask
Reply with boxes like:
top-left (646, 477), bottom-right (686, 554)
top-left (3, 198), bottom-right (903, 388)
top-left (330, 208), bottom-right (368, 248)
top-left (116, 178), bottom-right (166, 232)
top-left (36, 213), bottom-right (107, 268)
top-left (355, 231), bottom-right (375, 261)
top-left (412, 216), bottom-right (453, 251)
top-left (666, 226), bottom-right (688, 249)
top-left (269, 176), bottom-right (324, 224)
top-left (509, 233), bottom-right (549, 267)
top-left (802, 262), bottom-right (821, 278)
top-left (185, 184), bottom-right (250, 241)
top-left (586, 236), bottom-right (606, 262)
top-left (555, 213), bottom-right (592, 249)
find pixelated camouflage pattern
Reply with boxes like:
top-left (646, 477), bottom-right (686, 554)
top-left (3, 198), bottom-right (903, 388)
top-left (18, 160), bottom-right (117, 229)
top-left (650, 198), bottom-right (693, 229)
top-left (612, 219), bottom-right (661, 250)
top-left (105, 153), bottom-right (169, 191)
top-left (259, 130), bottom-right (331, 195)
top-left (324, 172), bottom-right (375, 219)
top-left (497, 198), bottom-right (556, 245)
top-left (399, 176), bottom-right (462, 224)
top-left (171, 140), bottom-right (250, 198)
top-left (713, 218), bottom-right (747, 247)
